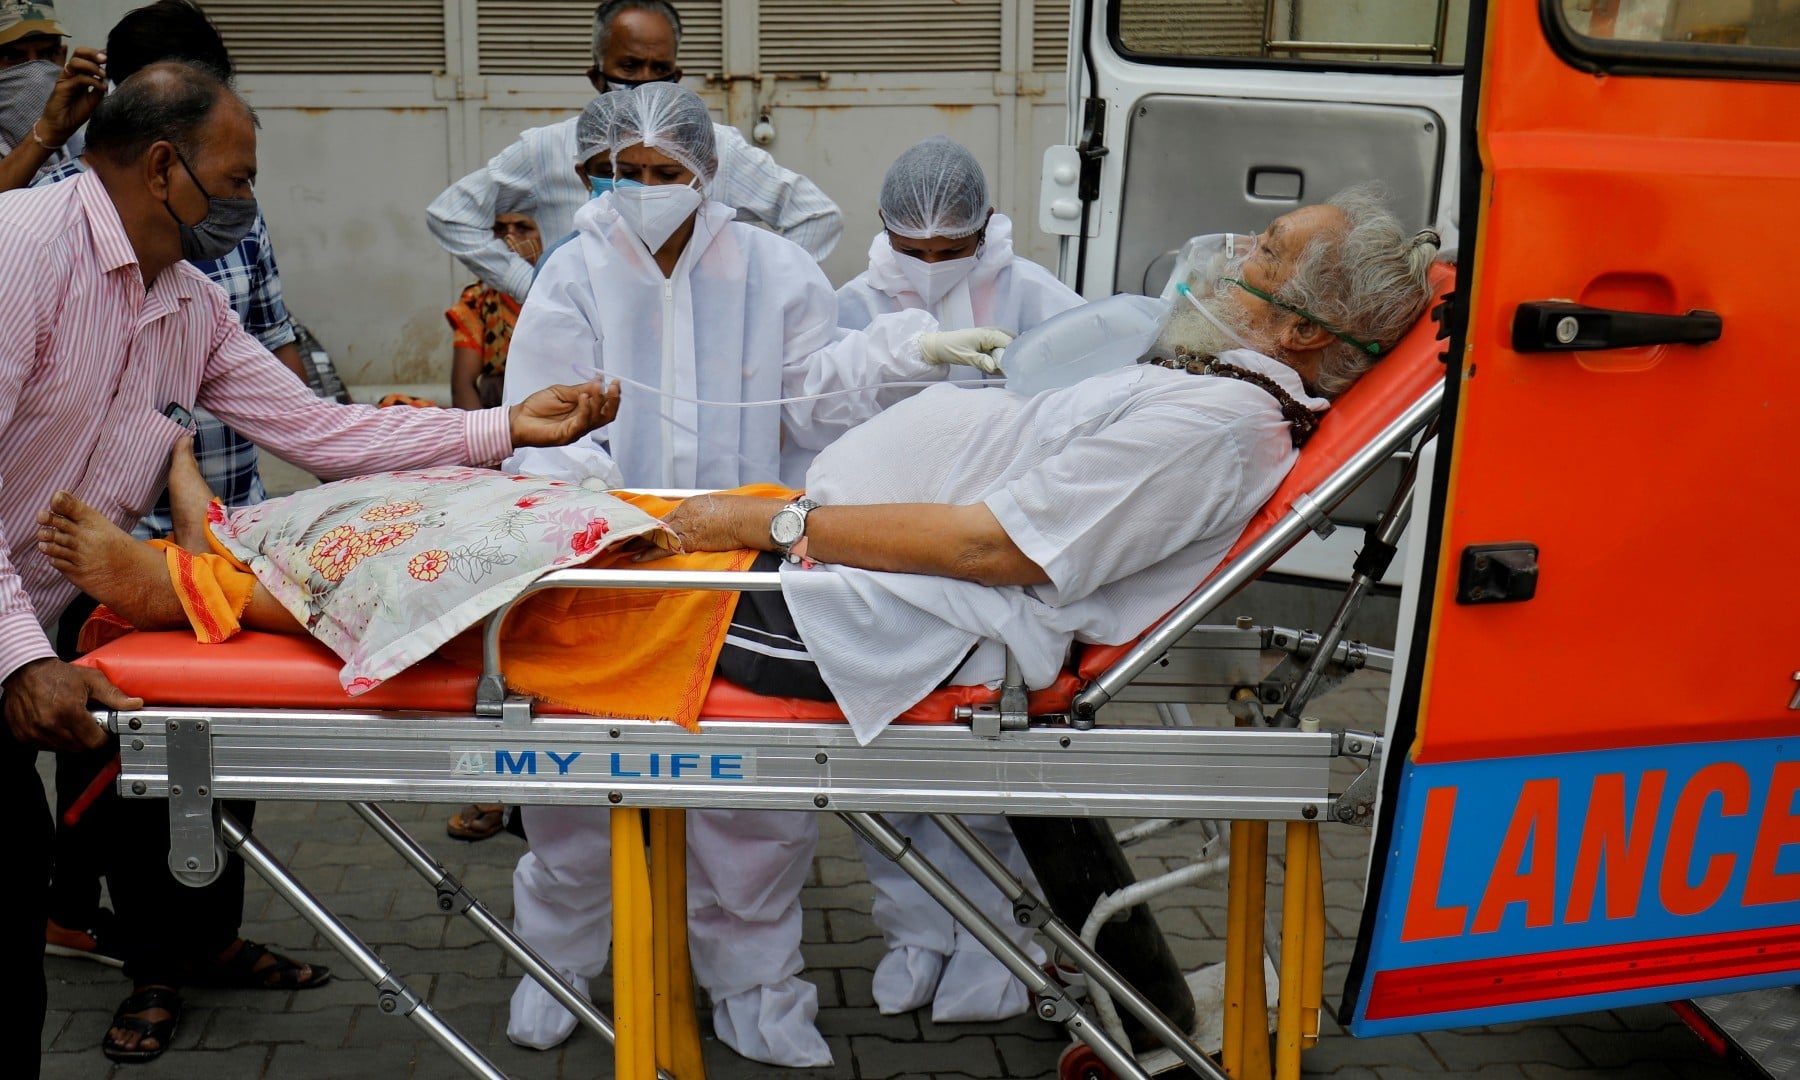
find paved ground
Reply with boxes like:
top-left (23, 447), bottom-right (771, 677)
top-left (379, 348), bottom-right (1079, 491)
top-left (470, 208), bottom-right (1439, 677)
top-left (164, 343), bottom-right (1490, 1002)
top-left (36, 675), bottom-right (1747, 1079)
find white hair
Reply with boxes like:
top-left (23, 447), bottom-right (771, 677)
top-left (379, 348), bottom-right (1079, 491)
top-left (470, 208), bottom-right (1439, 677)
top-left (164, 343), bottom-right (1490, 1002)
top-left (1276, 184), bottom-right (1442, 397)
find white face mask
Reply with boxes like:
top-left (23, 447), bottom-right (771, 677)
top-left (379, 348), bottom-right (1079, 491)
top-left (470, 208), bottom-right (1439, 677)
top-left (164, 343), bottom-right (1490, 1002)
top-left (611, 178), bottom-right (704, 253)
top-left (895, 251), bottom-right (979, 306)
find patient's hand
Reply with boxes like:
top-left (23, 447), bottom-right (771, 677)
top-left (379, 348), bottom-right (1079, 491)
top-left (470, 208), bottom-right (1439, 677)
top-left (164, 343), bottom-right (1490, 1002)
top-left (636, 494), bottom-right (781, 561)
top-left (509, 379), bottom-right (621, 447)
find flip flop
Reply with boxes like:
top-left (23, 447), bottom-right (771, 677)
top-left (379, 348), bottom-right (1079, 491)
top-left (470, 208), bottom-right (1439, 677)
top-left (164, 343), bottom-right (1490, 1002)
top-left (101, 985), bottom-right (182, 1063)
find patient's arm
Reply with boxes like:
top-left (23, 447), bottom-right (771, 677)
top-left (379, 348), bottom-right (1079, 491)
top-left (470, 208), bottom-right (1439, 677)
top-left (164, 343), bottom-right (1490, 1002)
top-left (653, 495), bottom-right (1050, 588)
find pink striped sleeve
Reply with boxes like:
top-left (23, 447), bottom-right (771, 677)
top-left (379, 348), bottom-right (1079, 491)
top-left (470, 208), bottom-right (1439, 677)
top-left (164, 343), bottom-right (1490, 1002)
top-left (194, 287), bottom-right (515, 478)
top-left (0, 227), bottom-right (58, 679)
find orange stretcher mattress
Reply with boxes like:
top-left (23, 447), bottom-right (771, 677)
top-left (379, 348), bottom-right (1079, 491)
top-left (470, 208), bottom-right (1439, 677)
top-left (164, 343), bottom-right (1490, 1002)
top-left (75, 628), bottom-right (1084, 725)
top-left (75, 266), bottom-right (1451, 726)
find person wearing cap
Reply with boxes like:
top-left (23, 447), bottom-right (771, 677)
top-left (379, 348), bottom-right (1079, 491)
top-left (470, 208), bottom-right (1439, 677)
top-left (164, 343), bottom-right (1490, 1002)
top-left (0, 1), bottom-right (103, 190)
top-left (499, 83), bottom-right (1010, 1068)
top-left (426, 0), bottom-right (842, 304)
top-left (830, 136), bottom-right (1082, 1024)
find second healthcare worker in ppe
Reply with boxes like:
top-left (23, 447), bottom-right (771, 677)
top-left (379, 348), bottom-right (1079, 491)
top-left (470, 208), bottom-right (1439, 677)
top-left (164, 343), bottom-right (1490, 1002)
top-left (837, 136), bottom-right (1082, 364)
top-left (833, 136), bottom-right (1081, 1026)
top-left (499, 84), bottom-right (1010, 1068)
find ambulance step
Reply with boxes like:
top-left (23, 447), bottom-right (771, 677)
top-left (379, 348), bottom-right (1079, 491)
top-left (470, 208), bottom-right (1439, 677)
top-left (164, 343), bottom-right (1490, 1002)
top-left (1685, 988), bottom-right (1800, 1079)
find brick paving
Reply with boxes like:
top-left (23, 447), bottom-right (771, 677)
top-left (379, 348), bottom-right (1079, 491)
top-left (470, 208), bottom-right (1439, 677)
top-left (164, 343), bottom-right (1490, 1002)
top-left (36, 675), bottom-right (1745, 1079)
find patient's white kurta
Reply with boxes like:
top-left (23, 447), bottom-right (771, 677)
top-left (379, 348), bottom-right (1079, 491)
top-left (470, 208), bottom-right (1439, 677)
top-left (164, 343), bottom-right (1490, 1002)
top-left (785, 350), bottom-right (1327, 744)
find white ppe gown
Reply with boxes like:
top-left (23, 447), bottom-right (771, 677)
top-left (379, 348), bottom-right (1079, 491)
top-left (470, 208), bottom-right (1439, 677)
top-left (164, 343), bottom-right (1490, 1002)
top-left (502, 196), bottom-right (945, 1066)
top-left (835, 212), bottom-right (1078, 1021)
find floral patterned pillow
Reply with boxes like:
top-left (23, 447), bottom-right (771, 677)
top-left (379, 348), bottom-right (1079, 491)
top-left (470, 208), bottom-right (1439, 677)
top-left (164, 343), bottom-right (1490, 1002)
top-left (213, 467), bottom-right (666, 694)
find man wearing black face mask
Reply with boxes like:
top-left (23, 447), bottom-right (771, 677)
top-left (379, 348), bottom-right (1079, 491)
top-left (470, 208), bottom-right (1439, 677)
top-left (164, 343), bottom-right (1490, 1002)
top-left (0, 61), bottom-right (617, 1073)
top-left (427, 0), bottom-right (843, 303)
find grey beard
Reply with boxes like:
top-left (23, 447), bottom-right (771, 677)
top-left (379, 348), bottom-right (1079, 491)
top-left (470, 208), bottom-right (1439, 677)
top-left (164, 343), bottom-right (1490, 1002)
top-left (1153, 296), bottom-right (1260, 360)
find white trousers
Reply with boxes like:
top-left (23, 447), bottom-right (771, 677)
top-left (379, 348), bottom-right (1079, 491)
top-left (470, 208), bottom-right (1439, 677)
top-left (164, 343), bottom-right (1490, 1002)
top-left (856, 812), bottom-right (1046, 1021)
top-left (509, 803), bottom-right (832, 1067)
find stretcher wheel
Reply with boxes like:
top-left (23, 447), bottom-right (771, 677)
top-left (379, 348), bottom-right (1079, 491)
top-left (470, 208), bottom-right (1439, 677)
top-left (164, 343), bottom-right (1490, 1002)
top-left (1057, 1042), bottom-right (1117, 1080)
top-left (170, 831), bottom-right (228, 888)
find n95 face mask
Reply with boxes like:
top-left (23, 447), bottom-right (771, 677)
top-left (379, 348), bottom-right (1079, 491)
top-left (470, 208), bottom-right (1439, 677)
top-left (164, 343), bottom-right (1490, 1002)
top-left (611, 178), bottom-right (703, 253)
top-left (895, 251), bottom-right (979, 307)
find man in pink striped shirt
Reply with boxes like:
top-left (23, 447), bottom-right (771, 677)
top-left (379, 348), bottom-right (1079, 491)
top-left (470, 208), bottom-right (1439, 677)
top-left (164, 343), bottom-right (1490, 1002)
top-left (0, 62), bottom-right (614, 1073)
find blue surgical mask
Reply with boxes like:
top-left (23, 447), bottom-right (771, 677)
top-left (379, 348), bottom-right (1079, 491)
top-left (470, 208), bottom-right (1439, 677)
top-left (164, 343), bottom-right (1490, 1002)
top-left (589, 175), bottom-right (643, 199)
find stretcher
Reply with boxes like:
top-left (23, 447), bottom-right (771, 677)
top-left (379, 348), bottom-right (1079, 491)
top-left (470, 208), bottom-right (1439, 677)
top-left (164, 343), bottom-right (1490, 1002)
top-left (76, 266), bottom-right (1451, 1080)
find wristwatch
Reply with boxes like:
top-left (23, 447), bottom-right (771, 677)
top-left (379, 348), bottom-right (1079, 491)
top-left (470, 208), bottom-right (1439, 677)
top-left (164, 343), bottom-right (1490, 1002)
top-left (769, 498), bottom-right (819, 563)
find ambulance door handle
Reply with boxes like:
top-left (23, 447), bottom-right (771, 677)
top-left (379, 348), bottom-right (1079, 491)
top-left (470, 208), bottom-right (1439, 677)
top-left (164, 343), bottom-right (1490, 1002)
top-left (1511, 302), bottom-right (1721, 353)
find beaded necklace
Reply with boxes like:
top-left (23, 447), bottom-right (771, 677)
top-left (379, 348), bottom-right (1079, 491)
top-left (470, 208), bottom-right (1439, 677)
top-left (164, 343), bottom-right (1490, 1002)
top-left (1148, 350), bottom-right (1319, 448)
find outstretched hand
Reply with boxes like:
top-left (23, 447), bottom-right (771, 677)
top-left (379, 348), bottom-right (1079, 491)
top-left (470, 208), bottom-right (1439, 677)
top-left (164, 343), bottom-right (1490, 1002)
top-left (509, 379), bottom-right (621, 448)
top-left (3, 657), bottom-right (138, 753)
top-left (39, 48), bottom-right (107, 148)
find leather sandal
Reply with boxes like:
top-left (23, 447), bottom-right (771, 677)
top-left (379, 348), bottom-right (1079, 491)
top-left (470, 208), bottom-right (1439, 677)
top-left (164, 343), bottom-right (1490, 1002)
top-left (195, 938), bottom-right (331, 990)
top-left (101, 984), bottom-right (182, 1063)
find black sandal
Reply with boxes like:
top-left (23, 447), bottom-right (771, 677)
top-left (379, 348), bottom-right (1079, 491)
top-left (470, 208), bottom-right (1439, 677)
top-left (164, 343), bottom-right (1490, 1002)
top-left (196, 938), bottom-right (332, 990)
top-left (101, 984), bottom-right (182, 1063)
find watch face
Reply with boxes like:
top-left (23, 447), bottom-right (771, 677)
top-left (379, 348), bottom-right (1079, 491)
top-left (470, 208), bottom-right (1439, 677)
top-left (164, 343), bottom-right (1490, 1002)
top-left (770, 507), bottom-right (804, 547)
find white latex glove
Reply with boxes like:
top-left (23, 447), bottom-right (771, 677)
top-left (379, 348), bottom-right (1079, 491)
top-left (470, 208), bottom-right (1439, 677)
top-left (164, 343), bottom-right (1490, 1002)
top-left (918, 327), bottom-right (1014, 375)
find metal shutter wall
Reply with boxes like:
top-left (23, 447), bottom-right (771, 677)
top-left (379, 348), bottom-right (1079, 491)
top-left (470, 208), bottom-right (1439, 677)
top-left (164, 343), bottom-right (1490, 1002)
top-left (479, 0), bottom-right (723, 77)
top-left (1117, 0), bottom-right (1265, 58)
top-left (759, 0), bottom-right (1004, 73)
top-left (1034, 0), bottom-right (1070, 70)
top-left (206, 1), bottom-right (446, 74)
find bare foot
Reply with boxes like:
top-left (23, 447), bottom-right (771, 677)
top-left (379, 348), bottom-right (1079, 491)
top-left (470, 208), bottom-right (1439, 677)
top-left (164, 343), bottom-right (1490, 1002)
top-left (37, 491), bottom-right (187, 630)
top-left (167, 436), bottom-right (215, 555)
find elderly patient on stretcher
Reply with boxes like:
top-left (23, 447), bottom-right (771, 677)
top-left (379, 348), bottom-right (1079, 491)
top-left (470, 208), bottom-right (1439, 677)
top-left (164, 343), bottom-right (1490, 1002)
top-left (43, 188), bottom-right (1440, 749)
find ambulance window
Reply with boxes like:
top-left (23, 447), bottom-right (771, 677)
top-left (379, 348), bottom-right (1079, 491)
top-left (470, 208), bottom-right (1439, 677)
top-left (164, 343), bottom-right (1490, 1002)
top-left (1111, 0), bottom-right (1470, 68)
top-left (1551, 0), bottom-right (1800, 74)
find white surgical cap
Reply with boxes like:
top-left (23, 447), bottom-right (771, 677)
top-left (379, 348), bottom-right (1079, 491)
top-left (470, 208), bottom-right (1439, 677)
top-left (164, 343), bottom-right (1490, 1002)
top-left (574, 91), bottom-right (629, 165)
top-left (879, 136), bottom-right (990, 240)
top-left (606, 82), bottom-right (718, 182)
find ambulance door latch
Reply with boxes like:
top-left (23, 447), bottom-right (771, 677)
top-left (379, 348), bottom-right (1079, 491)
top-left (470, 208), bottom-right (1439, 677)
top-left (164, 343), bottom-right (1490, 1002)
top-left (1456, 543), bottom-right (1538, 605)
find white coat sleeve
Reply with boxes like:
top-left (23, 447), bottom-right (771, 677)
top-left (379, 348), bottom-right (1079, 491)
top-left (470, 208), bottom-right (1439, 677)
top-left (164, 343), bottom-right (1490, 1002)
top-left (499, 240), bottom-right (624, 486)
top-left (1007, 260), bottom-right (1085, 331)
top-left (834, 274), bottom-right (900, 331)
top-left (782, 305), bottom-right (943, 452)
top-left (714, 125), bottom-right (844, 262)
top-left (426, 138), bottom-right (539, 304)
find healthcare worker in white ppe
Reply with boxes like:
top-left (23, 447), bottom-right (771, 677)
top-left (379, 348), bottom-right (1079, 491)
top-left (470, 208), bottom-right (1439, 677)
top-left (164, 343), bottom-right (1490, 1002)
top-left (838, 135), bottom-right (1081, 346)
top-left (499, 84), bottom-right (1013, 1067)
top-left (836, 136), bottom-right (1080, 1024)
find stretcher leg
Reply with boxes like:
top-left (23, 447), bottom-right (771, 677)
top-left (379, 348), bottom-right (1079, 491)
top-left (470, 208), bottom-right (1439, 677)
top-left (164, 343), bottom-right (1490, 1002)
top-left (1223, 821), bottom-right (1248, 1077)
top-left (843, 810), bottom-right (1150, 1080)
top-left (1302, 824), bottom-right (1324, 1050)
top-left (1240, 822), bottom-right (1273, 1080)
top-left (345, 803), bottom-right (652, 1065)
top-left (648, 809), bottom-right (706, 1079)
top-left (1275, 822), bottom-right (1315, 1080)
top-left (214, 809), bottom-right (506, 1080)
top-left (929, 813), bottom-right (1230, 1080)
top-left (614, 808), bottom-right (658, 1079)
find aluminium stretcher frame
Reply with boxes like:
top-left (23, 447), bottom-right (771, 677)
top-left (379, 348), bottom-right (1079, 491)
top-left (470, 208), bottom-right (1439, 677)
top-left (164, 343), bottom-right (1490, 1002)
top-left (81, 290), bottom-right (1447, 1078)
